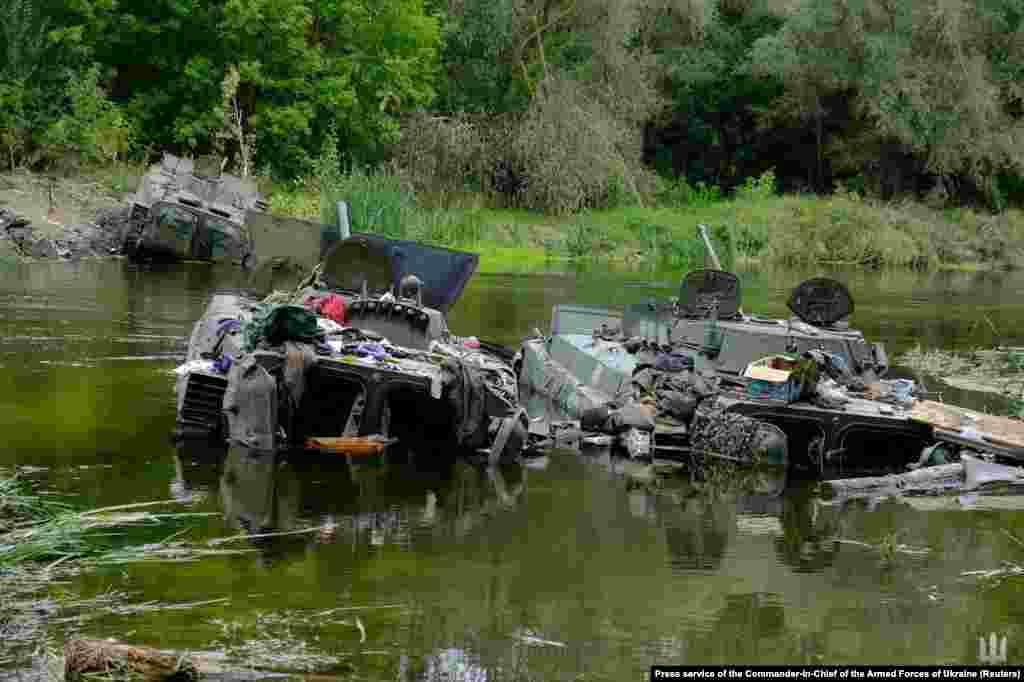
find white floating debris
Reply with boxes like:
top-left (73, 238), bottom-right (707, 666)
top-left (512, 628), bottom-right (567, 648)
top-left (173, 359), bottom-right (216, 376)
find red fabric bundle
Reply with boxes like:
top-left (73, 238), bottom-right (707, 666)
top-left (318, 293), bottom-right (346, 324)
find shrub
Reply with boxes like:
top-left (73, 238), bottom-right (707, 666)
top-left (736, 169), bottom-right (777, 201)
top-left (654, 177), bottom-right (722, 208)
top-left (508, 76), bottom-right (649, 214)
top-left (763, 193), bottom-right (935, 268)
top-left (395, 112), bottom-right (490, 199)
top-left (37, 65), bottom-right (135, 170)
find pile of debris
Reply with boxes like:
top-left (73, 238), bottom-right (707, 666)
top-left (0, 206), bottom-right (130, 260)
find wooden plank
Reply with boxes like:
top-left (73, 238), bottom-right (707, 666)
top-left (934, 428), bottom-right (1024, 462)
top-left (909, 399), bottom-right (1024, 450)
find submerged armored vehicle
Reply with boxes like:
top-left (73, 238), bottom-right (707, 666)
top-left (520, 264), bottom-right (1024, 476)
top-left (121, 153), bottom-right (268, 264)
top-left (175, 234), bottom-right (528, 462)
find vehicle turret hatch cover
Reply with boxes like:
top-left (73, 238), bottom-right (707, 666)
top-left (787, 277), bottom-right (854, 326)
top-left (677, 269), bottom-right (741, 318)
top-left (320, 238), bottom-right (394, 296)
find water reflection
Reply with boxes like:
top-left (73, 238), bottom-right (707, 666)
top-left (617, 468), bottom-right (830, 576)
top-left (774, 492), bottom-right (839, 573)
top-left (170, 440), bottom-right (224, 503)
top-left (174, 443), bottom-right (530, 560)
top-left (147, 442), bottom-right (1024, 672)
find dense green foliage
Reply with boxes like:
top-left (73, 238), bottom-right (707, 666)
top-left (1, 0), bottom-right (1023, 211)
top-left (0, 0), bottom-right (440, 178)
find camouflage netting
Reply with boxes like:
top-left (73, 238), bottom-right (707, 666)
top-left (689, 401), bottom-right (781, 465)
top-left (619, 364), bottom-right (785, 465)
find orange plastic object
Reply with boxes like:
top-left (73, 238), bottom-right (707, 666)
top-left (305, 436), bottom-right (386, 456)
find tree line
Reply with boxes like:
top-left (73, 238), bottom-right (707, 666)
top-left (1, 0), bottom-right (1022, 212)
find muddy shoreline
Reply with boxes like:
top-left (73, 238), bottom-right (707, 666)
top-left (0, 172), bottom-right (130, 262)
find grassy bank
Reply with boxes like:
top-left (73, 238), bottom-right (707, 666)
top-left (272, 168), bottom-right (1024, 273)
top-left (4, 162), bottom-right (1023, 273)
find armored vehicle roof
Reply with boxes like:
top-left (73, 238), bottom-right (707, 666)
top-left (131, 153), bottom-right (267, 226)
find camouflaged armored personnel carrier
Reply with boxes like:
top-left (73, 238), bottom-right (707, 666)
top-left (519, 266), bottom-right (1024, 476)
top-left (121, 153), bottom-right (268, 265)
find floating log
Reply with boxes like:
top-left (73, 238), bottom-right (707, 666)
top-left (820, 463), bottom-right (965, 500)
top-left (822, 455), bottom-right (1024, 501)
top-left (64, 638), bottom-right (348, 680)
top-left (962, 453), bottom-right (1024, 490)
top-left (64, 638), bottom-right (207, 680)
top-left (304, 435), bottom-right (394, 456)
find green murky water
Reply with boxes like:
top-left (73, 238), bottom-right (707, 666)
top-left (2, 260), bottom-right (1024, 678)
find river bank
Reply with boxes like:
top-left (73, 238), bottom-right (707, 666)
top-left (3, 164), bottom-right (1023, 273)
top-left (0, 170), bottom-right (130, 262)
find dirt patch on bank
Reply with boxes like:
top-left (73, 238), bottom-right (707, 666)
top-left (0, 171), bottom-right (129, 260)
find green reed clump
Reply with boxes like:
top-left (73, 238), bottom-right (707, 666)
top-left (0, 475), bottom-right (68, 533)
top-left (409, 208), bottom-right (485, 246)
top-left (320, 166), bottom-right (415, 239)
top-left (1, 474), bottom-right (231, 569)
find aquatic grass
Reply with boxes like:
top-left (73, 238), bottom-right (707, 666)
top-left (0, 475), bottom-right (70, 532)
top-left (0, 582), bottom-right (134, 675)
top-left (1, 478), bottom-right (257, 673)
top-left (1, 478), bottom-right (242, 569)
top-left (209, 607), bottom-right (391, 673)
top-left (899, 345), bottom-right (1024, 404)
top-left (962, 562), bottom-right (1024, 585)
top-left (0, 509), bottom-right (226, 568)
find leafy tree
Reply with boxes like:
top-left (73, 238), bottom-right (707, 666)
top-left (748, 0), bottom-right (1024, 202)
top-left (0, 81), bottom-right (28, 170)
top-left (80, 0), bottom-right (441, 178)
top-left (435, 0), bottom-right (523, 113)
top-left (313, 0), bottom-right (441, 163)
top-left (648, 0), bottom-right (786, 190)
top-left (0, 0), bottom-right (50, 82)
top-left (39, 63), bottom-right (133, 167)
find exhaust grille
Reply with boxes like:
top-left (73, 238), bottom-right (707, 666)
top-left (179, 372), bottom-right (228, 432)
